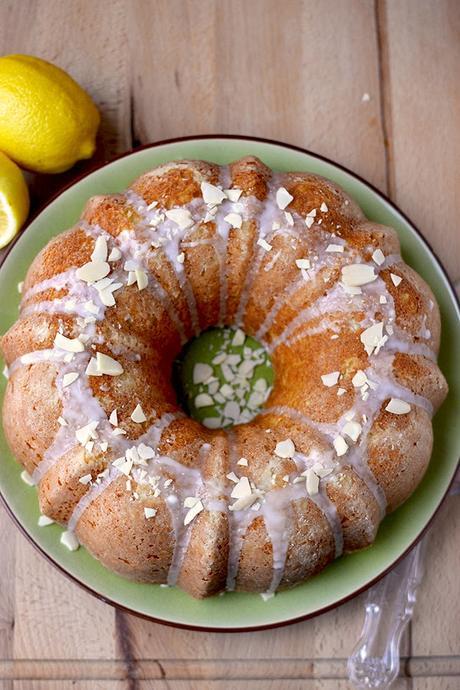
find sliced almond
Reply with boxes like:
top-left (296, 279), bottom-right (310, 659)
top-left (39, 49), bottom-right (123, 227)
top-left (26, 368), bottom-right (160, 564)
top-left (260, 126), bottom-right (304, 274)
top-left (201, 181), bottom-right (227, 206)
top-left (165, 208), bottom-right (194, 229)
top-left (342, 420), bottom-right (362, 442)
top-left (184, 499), bottom-right (204, 525)
top-left (224, 212), bottom-right (242, 229)
top-left (276, 186), bottom-right (293, 210)
top-left (62, 372), bottom-right (79, 387)
top-left (131, 404), bottom-right (147, 423)
top-left (274, 438), bottom-right (295, 458)
top-left (385, 398), bottom-right (411, 414)
top-left (341, 264), bottom-right (377, 287)
top-left (76, 261), bottom-right (110, 284)
top-left (60, 530), bottom-right (79, 551)
top-left (193, 362), bottom-right (213, 384)
top-left (257, 238), bottom-right (272, 251)
top-left (195, 393), bottom-right (213, 408)
top-left (360, 322), bottom-right (384, 356)
top-left (333, 435), bottom-right (348, 456)
top-left (96, 352), bottom-right (123, 376)
top-left (54, 333), bottom-right (85, 353)
top-left (321, 371), bottom-right (340, 387)
top-left (135, 269), bottom-right (148, 290)
top-left (91, 236), bottom-right (108, 262)
top-left (224, 188), bottom-right (242, 202)
top-left (372, 248), bottom-right (385, 265)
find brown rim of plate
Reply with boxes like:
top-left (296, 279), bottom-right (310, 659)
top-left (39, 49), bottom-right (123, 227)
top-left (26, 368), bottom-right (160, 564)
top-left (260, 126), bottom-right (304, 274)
top-left (0, 134), bottom-right (458, 633)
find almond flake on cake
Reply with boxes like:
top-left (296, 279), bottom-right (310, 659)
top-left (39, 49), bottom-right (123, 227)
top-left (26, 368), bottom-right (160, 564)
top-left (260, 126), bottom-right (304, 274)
top-left (135, 269), bottom-right (148, 290)
top-left (360, 322), bottom-right (385, 356)
top-left (165, 208), bottom-right (194, 229)
top-left (224, 188), bottom-right (243, 202)
top-left (91, 236), bottom-right (108, 262)
top-left (131, 404), bottom-right (147, 423)
top-left (95, 352), bottom-right (124, 376)
top-left (305, 469), bottom-right (320, 496)
top-left (108, 247), bottom-right (122, 262)
top-left (372, 248), bottom-right (385, 265)
top-left (54, 333), bottom-right (85, 353)
top-left (257, 238), bottom-right (272, 252)
top-left (183, 497), bottom-right (204, 525)
top-left (321, 371), bottom-right (340, 387)
top-left (75, 421), bottom-right (99, 446)
top-left (385, 398), bottom-right (411, 414)
top-left (333, 435), bottom-right (348, 456)
top-left (342, 420), bottom-right (362, 442)
top-left (62, 372), bottom-right (79, 387)
top-left (79, 473), bottom-right (92, 485)
top-left (341, 264), bottom-right (377, 287)
top-left (201, 181), bottom-right (227, 206)
top-left (276, 187), bottom-right (293, 210)
top-left (224, 212), bottom-right (243, 229)
top-left (76, 260), bottom-right (110, 284)
top-left (274, 438), bottom-right (295, 458)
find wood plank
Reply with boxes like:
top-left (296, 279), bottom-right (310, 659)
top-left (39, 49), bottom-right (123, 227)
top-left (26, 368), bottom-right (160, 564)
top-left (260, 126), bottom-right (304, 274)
top-left (379, 0), bottom-right (460, 280)
top-left (414, 681), bottom-right (460, 690)
top-left (130, 0), bottom-right (386, 189)
top-left (12, 535), bottom-right (115, 659)
top-left (121, 589), bottom-right (409, 661)
top-left (0, 0), bottom-right (131, 219)
top-left (11, 684), bottom-right (127, 690)
top-left (0, 503), bottom-right (15, 690)
top-left (411, 496), bottom-right (460, 656)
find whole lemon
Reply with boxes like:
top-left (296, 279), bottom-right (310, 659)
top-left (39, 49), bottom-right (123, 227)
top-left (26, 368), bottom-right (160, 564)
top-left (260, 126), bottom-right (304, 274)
top-left (0, 55), bottom-right (100, 174)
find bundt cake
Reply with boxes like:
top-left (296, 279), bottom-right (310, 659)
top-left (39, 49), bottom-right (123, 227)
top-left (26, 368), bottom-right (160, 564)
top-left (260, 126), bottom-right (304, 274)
top-left (0, 156), bottom-right (448, 599)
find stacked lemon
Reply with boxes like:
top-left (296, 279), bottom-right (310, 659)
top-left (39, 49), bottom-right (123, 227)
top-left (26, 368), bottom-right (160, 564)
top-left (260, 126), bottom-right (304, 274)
top-left (0, 55), bottom-right (100, 248)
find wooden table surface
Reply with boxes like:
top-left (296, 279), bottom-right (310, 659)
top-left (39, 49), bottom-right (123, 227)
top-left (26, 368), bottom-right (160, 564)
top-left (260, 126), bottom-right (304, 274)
top-left (0, 1), bottom-right (459, 689)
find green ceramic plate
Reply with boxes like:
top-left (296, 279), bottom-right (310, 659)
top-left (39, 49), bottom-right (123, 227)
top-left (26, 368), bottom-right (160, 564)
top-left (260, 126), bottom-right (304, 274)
top-left (0, 136), bottom-right (459, 631)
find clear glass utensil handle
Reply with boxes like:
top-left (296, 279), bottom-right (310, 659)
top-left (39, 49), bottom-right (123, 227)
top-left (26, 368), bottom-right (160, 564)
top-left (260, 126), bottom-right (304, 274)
top-left (348, 539), bottom-right (426, 689)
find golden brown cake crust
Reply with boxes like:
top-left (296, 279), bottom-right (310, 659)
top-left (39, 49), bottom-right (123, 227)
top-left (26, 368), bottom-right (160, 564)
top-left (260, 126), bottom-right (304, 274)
top-left (0, 156), bottom-right (448, 598)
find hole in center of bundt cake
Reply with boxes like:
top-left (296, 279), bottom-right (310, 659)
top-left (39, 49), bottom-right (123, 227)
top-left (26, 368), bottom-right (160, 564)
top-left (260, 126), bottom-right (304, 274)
top-left (173, 327), bottom-right (274, 429)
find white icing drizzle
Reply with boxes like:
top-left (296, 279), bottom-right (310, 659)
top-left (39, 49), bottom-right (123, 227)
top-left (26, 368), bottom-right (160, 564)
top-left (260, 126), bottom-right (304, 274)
top-left (124, 191), bottom-right (201, 336)
top-left (165, 444), bottom-right (209, 586)
top-left (225, 429), bottom-right (254, 591)
top-left (21, 268), bottom-right (78, 301)
top-left (233, 174), bottom-right (279, 327)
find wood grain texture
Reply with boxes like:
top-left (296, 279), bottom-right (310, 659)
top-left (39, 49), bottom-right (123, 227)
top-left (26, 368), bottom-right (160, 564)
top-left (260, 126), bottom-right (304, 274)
top-left (0, 0), bottom-right (458, 687)
top-left (379, 0), bottom-right (460, 280)
top-left (130, 0), bottom-right (386, 189)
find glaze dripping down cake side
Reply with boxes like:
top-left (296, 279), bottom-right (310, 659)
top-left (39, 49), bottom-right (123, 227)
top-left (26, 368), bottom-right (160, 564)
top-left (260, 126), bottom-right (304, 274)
top-left (0, 156), bottom-right (448, 598)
